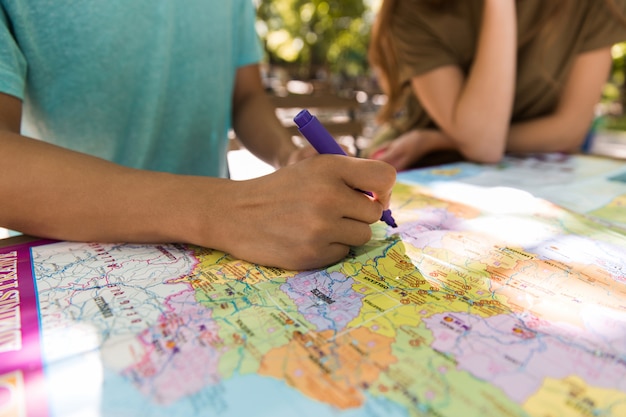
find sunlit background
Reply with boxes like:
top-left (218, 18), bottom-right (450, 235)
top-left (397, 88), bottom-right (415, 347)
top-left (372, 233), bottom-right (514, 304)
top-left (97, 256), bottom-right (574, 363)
top-left (227, 0), bottom-right (626, 180)
top-left (255, 0), bottom-right (626, 110)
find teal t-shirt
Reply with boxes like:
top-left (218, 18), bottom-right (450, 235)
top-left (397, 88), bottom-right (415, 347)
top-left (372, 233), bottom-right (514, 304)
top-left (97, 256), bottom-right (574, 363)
top-left (0, 0), bottom-right (262, 177)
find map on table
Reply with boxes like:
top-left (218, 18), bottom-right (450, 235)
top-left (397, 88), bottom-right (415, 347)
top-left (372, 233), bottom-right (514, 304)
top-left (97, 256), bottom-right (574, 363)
top-left (2, 154), bottom-right (626, 417)
top-left (397, 153), bottom-right (626, 230)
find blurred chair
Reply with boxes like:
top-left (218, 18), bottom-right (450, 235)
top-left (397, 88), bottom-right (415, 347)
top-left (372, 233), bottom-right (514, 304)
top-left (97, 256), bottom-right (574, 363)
top-left (269, 93), bottom-right (363, 140)
top-left (230, 91), bottom-right (363, 153)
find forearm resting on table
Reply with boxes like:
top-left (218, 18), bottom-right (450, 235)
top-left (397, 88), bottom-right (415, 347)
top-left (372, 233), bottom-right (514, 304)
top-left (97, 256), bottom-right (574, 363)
top-left (397, 107), bottom-right (593, 170)
top-left (506, 115), bottom-right (592, 154)
top-left (1, 132), bottom-right (398, 270)
top-left (454, 1), bottom-right (516, 161)
top-left (0, 131), bottom-right (229, 247)
top-left (412, 112), bottom-right (590, 162)
top-left (413, 110), bottom-right (591, 161)
top-left (506, 49), bottom-right (612, 154)
top-left (409, 1), bottom-right (516, 164)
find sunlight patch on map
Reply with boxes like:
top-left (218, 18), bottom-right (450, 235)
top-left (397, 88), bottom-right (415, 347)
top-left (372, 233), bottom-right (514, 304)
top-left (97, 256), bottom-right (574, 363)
top-left (422, 182), bottom-right (564, 246)
top-left (580, 305), bottom-right (626, 352)
top-left (45, 350), bottom-right (103, 417)
top-left (427, 182), bottom-right (541, 214)
top-left (42, 322), bottom-right (102, 364)
top-left (466, 214), bottom-right (559, 247)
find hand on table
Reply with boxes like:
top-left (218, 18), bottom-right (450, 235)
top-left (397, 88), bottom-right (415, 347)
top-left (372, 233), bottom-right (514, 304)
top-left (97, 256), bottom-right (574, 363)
top-left (213, 155), bottom-right (395, 270)
top-left (369, 129), bottom-right (434, 171)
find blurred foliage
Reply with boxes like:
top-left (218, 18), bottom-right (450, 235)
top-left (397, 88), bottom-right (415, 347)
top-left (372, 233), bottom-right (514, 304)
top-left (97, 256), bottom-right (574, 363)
top-left (256, 0), bottom-right (378, 79)
top-left (606, 42), bottom-right (626, 107)
top-left (256, 0), bottom-right (626, 118)
top-left (600, 42), bottom-right (626, 132)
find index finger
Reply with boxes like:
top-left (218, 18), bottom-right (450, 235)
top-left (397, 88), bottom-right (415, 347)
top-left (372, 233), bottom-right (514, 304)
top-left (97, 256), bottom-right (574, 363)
top-left (339, 157), bottom-right (396, 210)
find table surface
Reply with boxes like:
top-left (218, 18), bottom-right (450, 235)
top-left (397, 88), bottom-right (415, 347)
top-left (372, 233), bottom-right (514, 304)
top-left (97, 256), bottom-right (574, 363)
top-left (2, 153), bottom-right (626, 417)
top-left (0, 234), bottom-right (38, 248)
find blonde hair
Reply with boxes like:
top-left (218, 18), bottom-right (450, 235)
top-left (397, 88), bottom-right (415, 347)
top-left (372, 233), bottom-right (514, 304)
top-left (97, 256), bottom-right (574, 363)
top-left (368, 0), bottom-right (402, 124)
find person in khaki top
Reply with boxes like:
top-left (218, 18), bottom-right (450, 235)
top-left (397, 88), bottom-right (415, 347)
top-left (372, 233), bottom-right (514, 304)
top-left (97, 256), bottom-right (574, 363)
top-left (366, 0), bottom-right (626, 170)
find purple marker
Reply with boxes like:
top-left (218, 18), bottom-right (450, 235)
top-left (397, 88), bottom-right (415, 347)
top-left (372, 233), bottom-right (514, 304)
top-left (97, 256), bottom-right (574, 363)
top-left (294, 109), bottom-right (398, 228)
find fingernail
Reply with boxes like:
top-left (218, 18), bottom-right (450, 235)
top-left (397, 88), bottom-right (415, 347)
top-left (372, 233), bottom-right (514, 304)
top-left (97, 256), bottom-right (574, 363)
top-left (371, 149), bottom-right (386, 159)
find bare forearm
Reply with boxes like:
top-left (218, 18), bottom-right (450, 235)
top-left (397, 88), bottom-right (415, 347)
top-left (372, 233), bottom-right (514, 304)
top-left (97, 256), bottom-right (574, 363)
top-left (507, 49), bottom-right (612, 154)
top-left (412, 0), bottom-right (517, 163)
top-left (506, 116), bottom-right (591, 154)
top-left (0, 130), bottom-right (400, 270)
top-left (454, 0), bottom-right (516, 152)
top-left (403, 113), bottom-right (590, 164)
top-left (231, 65), bottom-right (297, 169)
top-left (0, 132), bottom-right (228, 246)
top-left (232, 91), bottom-right (296, 169)
top-left (416, 115), bottom-right (588, 161)
top-left (399, 47), bottom-right (608, 165)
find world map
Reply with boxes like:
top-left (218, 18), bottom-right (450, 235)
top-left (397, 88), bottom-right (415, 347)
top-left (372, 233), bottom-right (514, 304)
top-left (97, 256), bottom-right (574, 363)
top-left (2, 154), bottom-right (626, 416)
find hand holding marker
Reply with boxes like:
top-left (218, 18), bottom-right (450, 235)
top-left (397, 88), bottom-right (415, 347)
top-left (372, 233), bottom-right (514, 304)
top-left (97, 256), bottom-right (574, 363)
top-left (294, 109), bottom-right (398, 228)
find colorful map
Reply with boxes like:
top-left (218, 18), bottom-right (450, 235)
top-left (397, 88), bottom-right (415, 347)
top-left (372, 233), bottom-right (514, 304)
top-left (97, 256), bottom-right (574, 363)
top-left (2, 154), bottom-right (626, 416)
top-left (397, 153), bottom-right (626, 230)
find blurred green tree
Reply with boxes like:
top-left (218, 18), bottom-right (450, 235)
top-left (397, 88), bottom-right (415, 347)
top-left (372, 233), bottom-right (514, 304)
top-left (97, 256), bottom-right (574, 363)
top-left (256, 0), bottom-right (377, 79)
top-left (256, 1), bottom-right (626, 119)
top-left (607, 42), bottom-right (626, 110)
